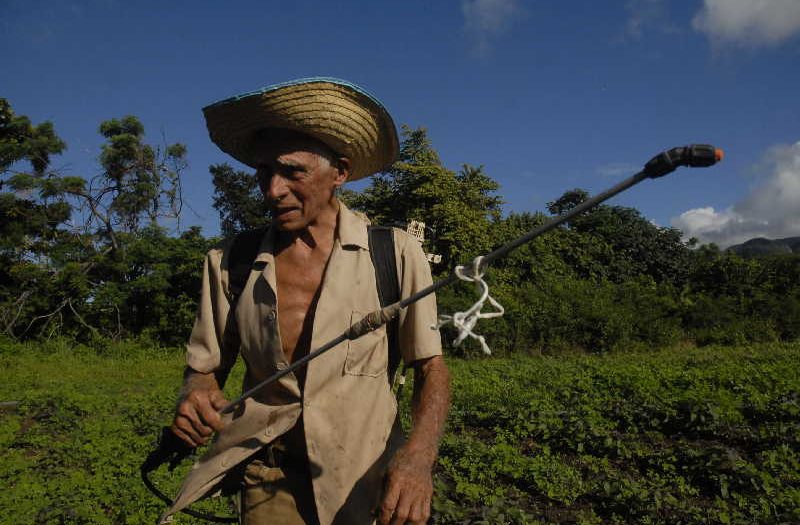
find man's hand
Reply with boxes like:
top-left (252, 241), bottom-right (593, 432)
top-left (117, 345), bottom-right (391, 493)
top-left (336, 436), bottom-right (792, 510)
top-left (379, 355), bottom-right (450, 524)
top-left (379, 445), bottom-right (434, 525)
top-left (171, 369), bottom-right (228, 447)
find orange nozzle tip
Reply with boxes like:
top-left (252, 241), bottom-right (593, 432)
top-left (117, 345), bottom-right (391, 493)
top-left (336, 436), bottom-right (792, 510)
top-left (715, 148), bottom-right (724, 162)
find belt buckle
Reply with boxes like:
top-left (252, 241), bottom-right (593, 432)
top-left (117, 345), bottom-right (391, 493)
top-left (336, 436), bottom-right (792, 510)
top-left (265, 441), bottom-right (288, 468)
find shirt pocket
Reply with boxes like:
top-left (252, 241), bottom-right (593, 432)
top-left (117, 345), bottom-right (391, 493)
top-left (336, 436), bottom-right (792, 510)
top-left (344, 310), bottom-right (388, 377)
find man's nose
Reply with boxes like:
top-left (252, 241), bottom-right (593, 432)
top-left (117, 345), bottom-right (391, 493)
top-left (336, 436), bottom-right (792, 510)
top-left (267, 174), bottom-right (289, 201)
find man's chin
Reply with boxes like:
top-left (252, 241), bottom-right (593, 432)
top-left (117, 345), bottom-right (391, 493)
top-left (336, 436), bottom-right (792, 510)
top-left (272, 209), bottom-right (304, 229)
top-left (273, 218), bottom-right (305, 232)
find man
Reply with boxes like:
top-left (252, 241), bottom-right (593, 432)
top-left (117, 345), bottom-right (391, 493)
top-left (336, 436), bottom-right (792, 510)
top-left (163, 78), bottom-right (450, 525)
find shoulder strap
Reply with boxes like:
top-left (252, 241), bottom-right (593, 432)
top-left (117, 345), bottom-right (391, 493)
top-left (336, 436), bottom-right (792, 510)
top-left (227, 227), bottom-right (268, 302)
top-left (367, 226), bottom-right (402, 379)
top-left (227, 226), bottom-right (402, 378)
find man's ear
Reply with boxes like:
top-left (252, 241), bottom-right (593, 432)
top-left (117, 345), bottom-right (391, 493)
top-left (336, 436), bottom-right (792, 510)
top-left (333, 157), bottom-right (351, 187)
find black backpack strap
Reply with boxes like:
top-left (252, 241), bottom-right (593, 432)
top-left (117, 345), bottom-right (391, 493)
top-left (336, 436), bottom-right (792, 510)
top-left (367, 226), bottom-right (402, 380)
top-left (227, 227), bottom-right (268, 303)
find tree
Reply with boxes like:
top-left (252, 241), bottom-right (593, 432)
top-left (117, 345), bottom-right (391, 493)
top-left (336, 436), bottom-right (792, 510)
top-left (546, 188), bottom-right (692, 286)
top-left (546, 188), bottom-right (590, 216)
top-left (0, 98), bottom-right (70, 258)
top-left (344, 126), bottom-right (503, 269)
top-left (64, 116), bottom-right (191, 340)
top-left (0, 99), bottom-right (72, 337)
top-left (210, 163), bottom-right (270, 236)
top-left (69, 115), bottom-right (187, 251)
top-left (0, 104), bottom-right (194, 341)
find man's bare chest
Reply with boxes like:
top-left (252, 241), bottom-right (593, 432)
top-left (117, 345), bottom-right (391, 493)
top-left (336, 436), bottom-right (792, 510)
top-left (273, 246), bottom-right (332, 361)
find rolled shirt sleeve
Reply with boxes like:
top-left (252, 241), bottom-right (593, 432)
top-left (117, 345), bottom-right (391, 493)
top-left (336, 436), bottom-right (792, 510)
top-left (186, 247), bottom-right (240, 375)
top-left (395, 231), bottom-right (443, 364)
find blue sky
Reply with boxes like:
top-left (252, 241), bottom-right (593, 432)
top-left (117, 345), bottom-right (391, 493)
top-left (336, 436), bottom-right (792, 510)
top-left (3, 0), bottom-right (799, 247)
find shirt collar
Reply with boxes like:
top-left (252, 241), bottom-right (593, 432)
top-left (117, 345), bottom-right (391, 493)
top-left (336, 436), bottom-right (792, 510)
top-left (253, 227), bottom-right (276, 263)
top-left (253, 200), bottom-right (370, 260)
top-left (336, 201), bottom-right (370, 250)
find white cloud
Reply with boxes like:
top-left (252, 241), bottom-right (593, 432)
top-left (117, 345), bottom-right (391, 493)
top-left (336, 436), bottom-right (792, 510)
top-left (624, 0), bottom-right (678, 39)
top-left (693, 0), bottom-right (800, 48)
top-left (462, 0), bottom-right (522, 56)
top-left (672, 141), bottom-right (800, 248)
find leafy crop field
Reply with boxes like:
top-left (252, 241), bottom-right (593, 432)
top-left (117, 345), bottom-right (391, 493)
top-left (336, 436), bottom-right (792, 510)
top-left (437, 344), bottom-right (800, 524)
top-left (1, 339), bottom-right (798, 524)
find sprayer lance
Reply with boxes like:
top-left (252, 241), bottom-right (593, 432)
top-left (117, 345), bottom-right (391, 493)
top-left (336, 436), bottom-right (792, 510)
top-left (221, 144), bottom-right (725, 412)
top-left (142, 143), bottom-right (724, 522)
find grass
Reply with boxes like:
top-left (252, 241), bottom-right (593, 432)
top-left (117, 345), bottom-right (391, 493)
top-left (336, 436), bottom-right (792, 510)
top-left (1, 338), bottom-right (798, 524)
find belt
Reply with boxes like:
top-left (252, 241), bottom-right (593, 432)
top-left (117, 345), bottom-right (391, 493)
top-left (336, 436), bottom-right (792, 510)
top-left (254, 439), bottom-right (305, 469)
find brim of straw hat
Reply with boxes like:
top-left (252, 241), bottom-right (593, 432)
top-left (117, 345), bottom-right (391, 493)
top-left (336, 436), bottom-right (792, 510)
top-left (203, 77), bottom-right (399, 182)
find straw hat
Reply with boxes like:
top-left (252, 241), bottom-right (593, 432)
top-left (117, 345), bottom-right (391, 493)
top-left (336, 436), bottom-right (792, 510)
top-left (203, 77), bottom-right (399, 181)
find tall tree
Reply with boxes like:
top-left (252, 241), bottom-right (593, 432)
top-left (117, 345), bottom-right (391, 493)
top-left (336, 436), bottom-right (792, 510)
top-left (546, 188), bottom-right (692, 286)
top-left (70, 115), bottom-right (187, 250)
top-left (0, 98), bottom-right (70, 257)
top-left (1, 105), bottom-right (194, 340)
top-left (210, 163), bottom-right (270, 236)
top-left (344, 126), bottom-right (503, 269)
top-left (0, 99), bottom-right (74, 337)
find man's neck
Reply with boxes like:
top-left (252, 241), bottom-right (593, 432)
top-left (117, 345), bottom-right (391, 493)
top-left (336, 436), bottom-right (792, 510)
top-left (276, 198), bottom-right (340, 252)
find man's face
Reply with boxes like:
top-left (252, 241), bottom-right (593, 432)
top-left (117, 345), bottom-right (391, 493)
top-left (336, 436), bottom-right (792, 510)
top-left (252, 132), bottom-right (348, 232)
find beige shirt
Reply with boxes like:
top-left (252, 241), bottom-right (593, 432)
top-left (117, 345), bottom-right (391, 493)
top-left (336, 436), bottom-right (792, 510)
top-left (162, 203), bottom-right (442, 525)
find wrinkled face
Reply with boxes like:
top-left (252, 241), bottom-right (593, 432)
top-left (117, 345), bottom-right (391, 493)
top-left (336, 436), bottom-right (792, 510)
top-left (251, 131), bottom-right (348, 232)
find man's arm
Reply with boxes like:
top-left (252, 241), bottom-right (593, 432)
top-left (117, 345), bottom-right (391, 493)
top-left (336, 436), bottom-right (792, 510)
top-left (171, 368), bottom-right (228, 447)
top-left (379, 354), bottom-right (451, 525)
top-left (171, 247), bottom-right (237, 448)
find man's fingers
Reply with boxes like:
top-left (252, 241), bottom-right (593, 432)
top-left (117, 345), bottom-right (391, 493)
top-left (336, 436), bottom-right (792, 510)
top-left (173, 388), bottom-right (229, 446)
top-left (407, 498), bottom-right (430, 524)
top-left (209, 391), bottom-right (228, 412)
top-left (197, 397), bottom-right (224, 432)
top-left (390, 487), bottom-right (421, 525)
top-left (184, 390), bottom-right (223, 433)
top-left (176, 399), bottom-right (213, 436)
top-left (379, 479), bottom-right (401, 525)
top-left (170, 422), bottom-right (199, 448)
top-left (389, 496), bottom-right (411, 525)
top-left (174, 410), bottom-right (209, 445)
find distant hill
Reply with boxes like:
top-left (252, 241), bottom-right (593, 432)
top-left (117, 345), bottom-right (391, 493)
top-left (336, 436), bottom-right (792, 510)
top-left (727, 236), bottom-right (800, 257)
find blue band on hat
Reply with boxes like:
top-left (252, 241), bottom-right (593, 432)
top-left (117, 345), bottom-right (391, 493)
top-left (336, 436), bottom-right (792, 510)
top-left (203, 77), bottom-right (391, 115)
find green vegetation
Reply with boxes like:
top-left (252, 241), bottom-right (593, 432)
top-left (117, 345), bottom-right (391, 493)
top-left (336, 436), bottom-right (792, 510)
top-left (2, 338), bottom-right (798, 524)
top-left (0, 338), bottom-right (242, 524)
top-left (435, 343), bottom-right (800, 524)
top-left (3, 95), bottom-right (800, 524)
top-left (4, 99), bottom-right (800, 353)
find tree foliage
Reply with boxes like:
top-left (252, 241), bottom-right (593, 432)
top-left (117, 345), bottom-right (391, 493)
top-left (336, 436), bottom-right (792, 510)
top-left (545, 188), bottom-right (692, 285)
top-left (210, 163), bottom-right (270, 236)
top-left (1, 100), bottom-right (799, 354)
top-left (344, 126), bottom-right (503, 269)
top-left (0, 101), bottom-right (200, 343)
top-left (1, 98), bottom-right (70, 260)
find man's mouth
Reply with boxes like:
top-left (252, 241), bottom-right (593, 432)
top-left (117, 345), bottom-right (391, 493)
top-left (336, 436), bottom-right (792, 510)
top-left (273, 207), bottom-right (300, 219)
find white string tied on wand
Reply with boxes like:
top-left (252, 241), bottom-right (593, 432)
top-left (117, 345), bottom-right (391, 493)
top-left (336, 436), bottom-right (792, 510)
top-left (435, 256), bottom-right (504, 355)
